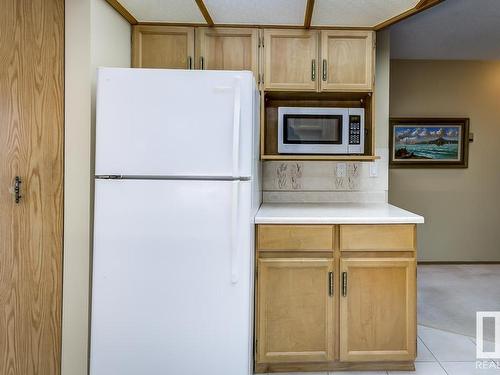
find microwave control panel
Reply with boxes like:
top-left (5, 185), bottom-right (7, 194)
top-left (349, 115), bottom-right (361, 145)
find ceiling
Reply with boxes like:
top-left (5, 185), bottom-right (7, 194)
top-left (113, 0), bottom-right (441, 29)
top-left (391, 0), bottom-right (500, 60)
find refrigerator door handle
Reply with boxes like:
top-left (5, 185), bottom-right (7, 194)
top-left (232, 76), bottom-right (241, 178)
top-left (230, 180), bottom-right (240, 284)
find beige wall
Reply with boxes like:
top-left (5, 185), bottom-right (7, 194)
top-left (63, 1), bottom-right (130, 374)
top-left (389, 60), bottom-right (500, 261)
top-left (262, 30), bottom-right (391, 203)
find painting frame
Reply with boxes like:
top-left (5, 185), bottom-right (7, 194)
top-left (389, 118), bottom-right (470, 168)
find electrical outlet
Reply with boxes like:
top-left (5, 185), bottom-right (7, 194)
top-left (336, 163), bottom-right (347, 177)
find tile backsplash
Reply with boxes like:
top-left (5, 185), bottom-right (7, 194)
top-left (262, 148), bottom-right (388, 203)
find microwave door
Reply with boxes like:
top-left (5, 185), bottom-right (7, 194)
top-left (278, 107), bottom-right (349, 154)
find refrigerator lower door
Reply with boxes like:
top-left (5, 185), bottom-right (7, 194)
top-left (95, 68), bottom-right (255, 178)
top-left (90, 179), bottom-right (253, 375)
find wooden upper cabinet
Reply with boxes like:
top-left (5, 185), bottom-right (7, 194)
top-left (132, 26), bottom-right (195, 69)
top-left (256, 258), bottom-right (335, 363)
top-left (320, 30), bottom-right (375, 91)
top-left (196, 27), bottom-right (258, 79)
top-left (263, 29), bottom-right (318, 91)
top-left (339, 258), bottom-right (416, 362)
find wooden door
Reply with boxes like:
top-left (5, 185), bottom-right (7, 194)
top-left (196, 27), bottom-right (258, 79)
top-left (0, 0), bottom-right (64, 374)
top-left (263, 29), bottom-right (318, 91)
top-left (320, 30), bottom-right (374, 91)
top-left (256, 258), bottom-right (335, 363)
top-left (132, 25), bottom-right (195, 69)
top-left (339, 258), bottom-right (416, 362)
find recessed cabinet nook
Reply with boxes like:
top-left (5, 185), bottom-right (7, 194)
top-left (132, 26), bottom-right (377, 161)
top-left (130, 23), bottom-right (417, 373)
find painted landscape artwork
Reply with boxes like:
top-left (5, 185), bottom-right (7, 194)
top-left (393, 125), bottom-right (461, 161)
top-left (389, 118), bottom-right (469, 168)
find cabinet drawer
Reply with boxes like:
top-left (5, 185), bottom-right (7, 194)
top-left (258, 225), bottom-right (334, 251)
top-left (340, 225), bottom-right (415, 251)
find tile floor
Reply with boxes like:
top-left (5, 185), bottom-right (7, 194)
top-left (261, 325), bottom-right (500, 375)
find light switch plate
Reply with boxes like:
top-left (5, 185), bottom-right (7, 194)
top-left (336, 163), bottom-right (347, 177)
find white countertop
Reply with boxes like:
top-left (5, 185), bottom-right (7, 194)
top-left (255, 202), bottom-right (425, 224)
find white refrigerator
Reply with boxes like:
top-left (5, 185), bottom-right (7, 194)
top-left (90, 68), bottom-right (261, 375)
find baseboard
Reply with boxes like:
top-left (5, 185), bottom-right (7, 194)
top-left (418, 261), bottom-right (500, 265)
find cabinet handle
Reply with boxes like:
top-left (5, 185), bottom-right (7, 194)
top-left (322, 59), bottom-right (327, 81)
top-left (328, 271), bottom-right (333, 296)
top-left (188, 56), bottom-right (192, 69)
top-left (200, 56), bottom-right (205, 70)
top-left (342, 272), bottom-right (347, 297)
top-left (13, 176), bottom-right (22, 204)
top-left (311, 59), bottom-right (316, 81)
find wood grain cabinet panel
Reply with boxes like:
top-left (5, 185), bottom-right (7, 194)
top-left (196, 27), bottom-right (258, 78)
top-left (263, 29), bottom-right (319, 91)
top-left (256, 258), bottom-right (335, 363)
top-left (258, 225), bottom-right (334, 251)
top-left (132, 25), bottom-right (195, 69)
top-left (339, 258), bottom-right (416, 362)
top-left (320, 30), bottom-right (375, 92)
top-left (340, 224), bottom-right (415, 251)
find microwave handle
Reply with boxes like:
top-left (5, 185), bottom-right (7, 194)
top-left (232, 76), bottom-right (241, 178)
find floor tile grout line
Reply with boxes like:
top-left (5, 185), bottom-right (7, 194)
top-left (418, 334), bottom-right (450, 374)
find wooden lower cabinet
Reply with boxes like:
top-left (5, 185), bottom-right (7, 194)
top-left (339, 258), bottom-right (416, 362)
top-left (256, 258), bottom-right (335, 363)
top-left (255, 224), bottom-right (417, 373)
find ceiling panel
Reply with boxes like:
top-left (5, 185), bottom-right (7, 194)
top-left (119, 0), bottom-right (205, 23)
top-left (312, 0), bottom-right (419, 27)
top-left (203, 0), bottom-right (307, 25)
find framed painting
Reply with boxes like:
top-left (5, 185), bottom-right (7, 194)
top-left (389, 118), bottom-right (470, 168)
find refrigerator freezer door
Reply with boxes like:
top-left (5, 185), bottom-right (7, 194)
top-left (90, 179), bottom-right (253, 375)
top-left (95, 68), bottom-right (255, 178)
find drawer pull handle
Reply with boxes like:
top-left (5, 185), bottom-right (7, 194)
top-left (342, 272), bottom-right (347, 297)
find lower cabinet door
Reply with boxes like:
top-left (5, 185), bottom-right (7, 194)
top-left (339, 258), bottom-right (416, 362)
top-left (256, 258), bottom-right (335, 363)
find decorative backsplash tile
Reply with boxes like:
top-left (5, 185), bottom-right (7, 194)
top-left (262, 148), bottom-right (389, 203)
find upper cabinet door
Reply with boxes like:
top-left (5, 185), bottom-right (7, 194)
top-left (132, 26), bottom-right (195, 69)
top-left (320, 30), bottom-right (375, 92)
top-left (339, 258), bottom-right (416, 362)
top-left (197, 27), bottom-right (259, 80)
top-left (263, 29), bottom-right (318, 91)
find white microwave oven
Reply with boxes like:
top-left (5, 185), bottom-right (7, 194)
top-left (278, 107), bottom-right (365, 154)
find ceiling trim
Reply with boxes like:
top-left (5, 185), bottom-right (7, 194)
top-left (106, 0), bottom-right (445, 30)
top-left (194, 0), bottom-right (215, 26)
top-left (304, 0), bottom-right (315, 29)
top-left (374, 0), bottom-right (445, 30)
top-left (136, 22), bottom-right (372, 30)
top-left (105, 0), bottom-right (138, 25)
